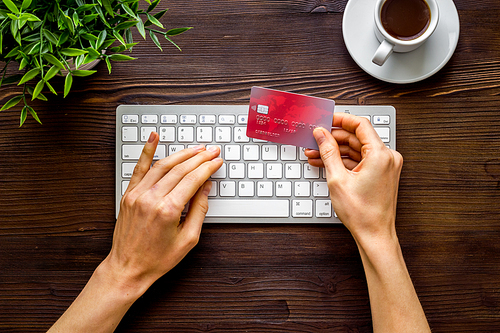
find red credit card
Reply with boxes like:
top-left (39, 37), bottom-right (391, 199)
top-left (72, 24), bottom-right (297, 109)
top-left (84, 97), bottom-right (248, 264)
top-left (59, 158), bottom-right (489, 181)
top-left (246, 87), bottom-right (335, 149)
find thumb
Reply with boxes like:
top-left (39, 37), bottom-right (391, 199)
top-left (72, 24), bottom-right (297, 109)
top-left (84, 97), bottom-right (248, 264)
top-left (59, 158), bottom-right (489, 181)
top-left (313, 127), bottom-right (347, 179)
top-left (180, 181), bottom-right (212, 247)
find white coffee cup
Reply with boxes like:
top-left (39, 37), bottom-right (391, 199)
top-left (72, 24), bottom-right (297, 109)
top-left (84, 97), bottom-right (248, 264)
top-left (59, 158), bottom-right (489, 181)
top-left (372, 0), bottom-right (439, 66)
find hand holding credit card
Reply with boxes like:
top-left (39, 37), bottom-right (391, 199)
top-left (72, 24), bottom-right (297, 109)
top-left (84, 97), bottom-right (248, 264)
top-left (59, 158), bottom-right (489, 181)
top-left (246, 87), bottom-right (335, 150)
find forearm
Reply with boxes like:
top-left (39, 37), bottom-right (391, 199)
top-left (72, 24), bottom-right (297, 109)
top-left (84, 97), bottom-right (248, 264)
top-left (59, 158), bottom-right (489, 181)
top-left (48, 258), bottom-right (148, 333)
top-left (355, 233), bottom-right (430, 333)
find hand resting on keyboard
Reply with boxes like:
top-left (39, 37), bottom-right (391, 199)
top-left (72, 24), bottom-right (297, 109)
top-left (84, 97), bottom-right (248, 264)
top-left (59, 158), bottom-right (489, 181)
top-left (49, 113), bottom-right (430, 333)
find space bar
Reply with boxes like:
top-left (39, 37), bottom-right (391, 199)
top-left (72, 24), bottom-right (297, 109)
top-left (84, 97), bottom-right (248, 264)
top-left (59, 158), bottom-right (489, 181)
top-left (206, 199), bottom-right (289, 217)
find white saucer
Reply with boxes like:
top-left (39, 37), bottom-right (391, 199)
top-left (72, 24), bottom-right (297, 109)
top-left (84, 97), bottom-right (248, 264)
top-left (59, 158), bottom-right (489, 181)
top-left (342, 0), bottom-right (460, 84)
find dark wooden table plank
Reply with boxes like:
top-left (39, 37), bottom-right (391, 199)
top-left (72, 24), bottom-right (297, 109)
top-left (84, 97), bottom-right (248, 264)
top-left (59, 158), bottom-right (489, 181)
top-left (1, 0), bottom-right (500, 332)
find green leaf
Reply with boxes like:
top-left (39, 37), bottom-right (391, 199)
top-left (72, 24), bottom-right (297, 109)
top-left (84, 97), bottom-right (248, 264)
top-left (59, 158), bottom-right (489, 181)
top-left (102, 0), bottom-right (114, 18)
top-left (112, 30), bottom-right (126, 46)
top-left (60, 48), bottom-right (88, 56)
top-left (76, 4), bottom-right (97, 12)
top-left (136, 18), bottom-right (145, 39)
top-left (165, 35), bottom-right (181, 51)
top-left (115, 20), bottom-right (138, 31)
top-left (43, 29), bottom-right (58, 44)
top-left (19, 57), bottom-right (28, 70)
top-left (109, 42), bottom-right (137, 53)
top-left (5, 46), bottom-right (19, 58)
top-left (21, 0), bottom-right (31, 10)
top-left (44, 66), bottom-right (60, 81)
top-left (26, 85), bottom-right (47, 101)
top-left (121, 3), bottom-right (137, 18)
top-left (20, 106), bottom-right (27, 127)
top-left (32, 79), bottom-right (45, 100)
top-left (149, 30), bottom-right (162, 51)
top-left (45, 80), bottom-right (57, 95)
top-left (72, 11), bottom-right (80, 27)
top-left (147, 0), bottom-right (161, 12)
top-left (0, 74), bottom-right (23, 86)
top-left (19, 13), bottom-right (40, 22)
top-left (64, 73), bottom-right (72, 98)
top-left (71, 70), bottom-right (97, 77)
top-left (57, 31), bottom-right (69, 46)
top-left (81, 33), bottom-right (98, 41)
top-left (27, 105), bottom-right (42, 124)
top-left (2, 0), bottom-right (19, 14)
top-left (166, 27), bottom-right (193, 36)
top-left (43, 53), bottom-right (65, 69)
top-left (145, 13), bottom-right (163, 29)
top-left (96, 29), bottom-right (107, 49)
top-left (105, 56), bottom-right (112, 74)
top-left (0, 95), bottom-right (22, 111)
top-left (109, 54), bottom-right (136, 61)
top-left (18, 68), bottom-right (40, 85)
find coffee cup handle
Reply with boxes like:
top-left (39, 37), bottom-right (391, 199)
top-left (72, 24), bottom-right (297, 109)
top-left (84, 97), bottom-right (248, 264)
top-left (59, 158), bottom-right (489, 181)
top-left (372, 40), bottom-right (394, 66)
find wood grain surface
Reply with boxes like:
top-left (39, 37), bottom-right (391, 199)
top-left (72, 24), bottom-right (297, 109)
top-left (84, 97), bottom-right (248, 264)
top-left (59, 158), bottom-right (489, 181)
top-left (1, 0), bottom-right (500, 332)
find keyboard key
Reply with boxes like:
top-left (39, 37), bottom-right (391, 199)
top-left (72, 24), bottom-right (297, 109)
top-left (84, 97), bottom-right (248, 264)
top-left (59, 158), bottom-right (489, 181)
top-left (238, 181), bottom-right (254, 197)
top-left (313, 182), bottom-right (329, 197)
top-left (374, 127), bottom-right (390, 142)
top-left (215, 127), bottom-right (231, 142)
top-left (142, 115), bottom-right (158, 124)
top-left (267, 163), bottom-right (282, 178)
top-left (122, 127), bottom-right (138, 142)
top-left (276, 181), bottom-right (292, 197)
top-left (248, 163), bottom-right (264, 179)
top-left (199, 115), bottom-right (216, 124)
top-left (285, 163), bottom-right (301, 179)
top-left (168, 144), bottom-right (184, 156)
top-left (159, 127), bottom-right (175, 142)
top-left (237, 115), bottom-right (248, 124)
top-left (257, 181), bottom-right (273, 197)
top-left (373, 115), bottom-right (390, 125)
top-left (208, 181), bottom-right (217, 197)
top-left (281, 145), bottom-right (297, 160)
top-left (316, 200), bottom-right (332, 217)
top-left (225, 145), bottom-right (241, 161)
top-left (161, 115), bottom-right (177, 124)
top-left (219, 115), bottom-right (235, 124)
top-left (220, 181), bottom-right (236, 196)
top-left (122, 163), bottom-right (136, 178)
top-left (299, 147), bottom-right (308, 161)
top-left (206, 144), bottom-right (222, 158)
top-left (243, 145), bottom-right (259, 161)
top-left (229, 163), bottom-right (245, 179)
top-left (211, 163), bottom-right (227, 178)
top-left (122, 114), bottom-right (138, 124)
top-left (294, 182), bottom-right (310, 197)
top-left (141, 126), bottom-right (156, 142)
top-left (122, 180), bottom-right (130, 195)
top-left (180, 115), bottom-right (196, 124)
top-left (304, 164), bottom-right (320, 179)
top-left (292, 200), bottom-right (313, 217)
top-left (262, 145), bottom-right (278, 161)
top-left (196, 127), bottom-right (213, 142)
top-left (123, 145), bottom-right (164, 160)
top-left (178, 127), bottom-right (194, 142)
top-left (206, 199), bottom-right (289, 217)
top-left (234, 127), bottom-right (250, 142)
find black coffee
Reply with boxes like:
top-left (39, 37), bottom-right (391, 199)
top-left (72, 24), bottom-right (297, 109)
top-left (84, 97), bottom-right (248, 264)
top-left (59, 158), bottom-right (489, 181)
top-left (381, 0), bottom-right (431, 41)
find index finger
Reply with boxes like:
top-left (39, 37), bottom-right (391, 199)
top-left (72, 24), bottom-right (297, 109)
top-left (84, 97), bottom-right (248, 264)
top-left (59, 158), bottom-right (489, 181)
top-left (333, 112), bottom-right (385, 148)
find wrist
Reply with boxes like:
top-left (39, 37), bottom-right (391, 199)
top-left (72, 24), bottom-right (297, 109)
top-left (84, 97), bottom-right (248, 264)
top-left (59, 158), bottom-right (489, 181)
top-left (93, 257), bottom-right (152, 304)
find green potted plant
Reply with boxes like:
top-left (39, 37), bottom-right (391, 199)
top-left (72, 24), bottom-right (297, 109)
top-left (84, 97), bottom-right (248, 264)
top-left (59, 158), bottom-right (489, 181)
top-left (0, 0), bottom-right (191, 126)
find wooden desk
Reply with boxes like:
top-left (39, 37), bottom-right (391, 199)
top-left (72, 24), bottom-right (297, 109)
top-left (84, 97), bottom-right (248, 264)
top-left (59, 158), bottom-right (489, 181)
top-left (1, 0), bottom-right (499, 331)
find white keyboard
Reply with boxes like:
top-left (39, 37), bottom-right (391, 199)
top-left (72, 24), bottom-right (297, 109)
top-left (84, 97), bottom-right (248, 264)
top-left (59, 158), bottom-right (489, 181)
top-left (116, 105), bottom-right (396, 223)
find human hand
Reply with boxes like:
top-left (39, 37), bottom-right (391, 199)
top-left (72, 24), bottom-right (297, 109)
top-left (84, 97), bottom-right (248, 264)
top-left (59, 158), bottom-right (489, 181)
top-left (104, 132), bottom-right (223, 293)
top-left (305, 113), bottom-right (403, 246)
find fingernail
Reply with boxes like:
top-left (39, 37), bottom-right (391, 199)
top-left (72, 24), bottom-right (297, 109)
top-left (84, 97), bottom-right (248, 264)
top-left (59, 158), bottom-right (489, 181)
top-left (208, 145), bottom-right (219, 153)
top-left (202, 181), bottom-right (212, 196)
top-left (313, 127), bottom-right (326, 145)
top-left (148, 132), bottom-right (156, 143)
top-left (192, 145), bottom-right (205, 152)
